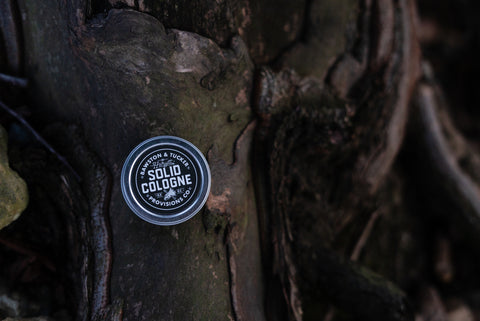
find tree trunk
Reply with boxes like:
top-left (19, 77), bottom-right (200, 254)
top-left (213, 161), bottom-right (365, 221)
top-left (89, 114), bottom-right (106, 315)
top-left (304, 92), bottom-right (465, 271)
top-left (1, 0), bottom-right (480, 321)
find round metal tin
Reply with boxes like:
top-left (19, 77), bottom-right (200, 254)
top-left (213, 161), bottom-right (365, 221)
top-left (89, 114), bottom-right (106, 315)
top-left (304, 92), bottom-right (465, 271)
top-left (121, 136), bottom-right (211, 225)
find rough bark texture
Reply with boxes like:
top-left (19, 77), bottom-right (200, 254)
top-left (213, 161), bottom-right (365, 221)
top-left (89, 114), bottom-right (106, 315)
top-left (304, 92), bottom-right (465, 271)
top-left (16, 0), bottom-right (259, 320)
top-left (2, 0), bottom-right (480, 320)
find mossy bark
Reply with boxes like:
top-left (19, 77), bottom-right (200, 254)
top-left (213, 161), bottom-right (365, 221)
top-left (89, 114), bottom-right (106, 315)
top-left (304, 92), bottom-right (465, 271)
top-left (17, 1), bottom-right (261, 320)
top-left (8, 0), bottom-right (474, 321)
top-left (0, 125), bottom-right (28, 230)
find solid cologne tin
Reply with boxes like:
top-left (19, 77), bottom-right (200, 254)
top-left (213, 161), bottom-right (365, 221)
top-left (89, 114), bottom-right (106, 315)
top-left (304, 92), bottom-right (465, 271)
top-left (121, 136), bottom-right (211, 225)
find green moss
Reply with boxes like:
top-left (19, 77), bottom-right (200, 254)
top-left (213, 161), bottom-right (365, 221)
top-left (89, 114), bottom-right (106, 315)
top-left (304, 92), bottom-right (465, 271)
top-left (0, 126), bottom-right (28, 230)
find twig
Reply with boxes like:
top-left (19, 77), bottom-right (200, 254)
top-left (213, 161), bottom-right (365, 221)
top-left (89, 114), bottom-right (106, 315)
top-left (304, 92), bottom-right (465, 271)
top-left (0, 73), bottom-right (28, 88)
top-left (350, 210), bottom-right (381, 261)
top-left (0, 99), bottom-right (81, 181)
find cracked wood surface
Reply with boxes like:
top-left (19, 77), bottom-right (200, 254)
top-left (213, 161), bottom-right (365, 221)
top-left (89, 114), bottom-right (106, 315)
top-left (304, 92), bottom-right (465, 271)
top-left (6, 0), bottom-right (480, 320)
top-left (17, 1), bottom-right (259, 319)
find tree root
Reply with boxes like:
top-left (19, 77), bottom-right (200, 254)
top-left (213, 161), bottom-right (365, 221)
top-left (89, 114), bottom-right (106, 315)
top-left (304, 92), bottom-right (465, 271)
top-left (412, 63), bottom-right (480, 243)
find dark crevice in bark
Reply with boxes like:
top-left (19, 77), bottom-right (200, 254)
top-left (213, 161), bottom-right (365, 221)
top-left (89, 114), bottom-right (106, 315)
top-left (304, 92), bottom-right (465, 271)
top-left (350, 0), bottom-right (371, 64)
top-left (266, 0), bottom-right (314, 69)
top-left (298, 0), bottom-right (315, 43)
top-left (87, 0), bottom-right (115, 17)
top-left (225, 227), bottom-right (239, 321)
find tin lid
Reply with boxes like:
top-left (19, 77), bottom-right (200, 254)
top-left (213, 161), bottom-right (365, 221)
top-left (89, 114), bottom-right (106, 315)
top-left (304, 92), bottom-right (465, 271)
top-left (121, 136), bottom-right (211, 225)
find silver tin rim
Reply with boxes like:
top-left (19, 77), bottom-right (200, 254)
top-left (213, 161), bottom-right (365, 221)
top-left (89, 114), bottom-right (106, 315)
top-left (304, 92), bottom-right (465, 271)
top-left (121, 136), bottom-right (211, 225)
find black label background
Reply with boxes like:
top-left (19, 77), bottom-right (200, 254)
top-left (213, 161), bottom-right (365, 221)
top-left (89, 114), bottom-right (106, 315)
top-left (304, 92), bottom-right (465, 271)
top-left (130, 146), bottom-right (199, 216)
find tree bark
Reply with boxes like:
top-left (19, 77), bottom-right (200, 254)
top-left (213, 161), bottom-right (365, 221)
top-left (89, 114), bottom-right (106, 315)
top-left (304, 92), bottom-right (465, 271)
top-left (2, 0), bottom-right (480, 320)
